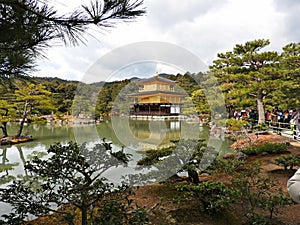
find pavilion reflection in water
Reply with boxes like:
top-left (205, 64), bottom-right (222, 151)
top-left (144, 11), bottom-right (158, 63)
top-left (129, 120), bottom-right (181, 150)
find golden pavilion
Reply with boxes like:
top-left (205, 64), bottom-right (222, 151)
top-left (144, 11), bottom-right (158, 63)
top-left (129, 73), bottom-right (186, 118)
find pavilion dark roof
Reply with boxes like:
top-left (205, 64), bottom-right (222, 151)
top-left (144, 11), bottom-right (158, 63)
top-left (136, 75), bottom-right (176, 84)
top-left (128, 90), bottom-right (186, 97)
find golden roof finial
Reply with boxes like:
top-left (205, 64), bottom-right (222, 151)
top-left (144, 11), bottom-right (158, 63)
top-left (155, 71), bottom-right (159, 76)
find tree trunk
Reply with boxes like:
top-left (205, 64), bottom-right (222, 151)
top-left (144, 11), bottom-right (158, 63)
top-left (16, 101), bottom-right (28, 137)
top-left (227, 105), bottom-right (235, 118)
top-left (81, 205), bottom-right (88, 225)
top-left (0, 122), bottom-right (8, 137)
top-left (1, 109), bottom-right (9, 137)
top-left (257, 90), bottom-right (265, 124)
top-left (297, 107), bottom-right (300, 131)
top-left (188, 169), bottom-right (199, 184)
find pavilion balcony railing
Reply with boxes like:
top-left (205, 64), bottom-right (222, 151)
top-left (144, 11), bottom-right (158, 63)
top-left (130, 111), bottom-right (179, 116)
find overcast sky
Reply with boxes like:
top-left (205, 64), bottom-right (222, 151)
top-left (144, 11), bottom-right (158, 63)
top-left (33, 0), bottom-right (300, 82)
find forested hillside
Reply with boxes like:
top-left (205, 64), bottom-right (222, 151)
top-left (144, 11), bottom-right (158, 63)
top-left (1, 39), bottom-right (300, 126)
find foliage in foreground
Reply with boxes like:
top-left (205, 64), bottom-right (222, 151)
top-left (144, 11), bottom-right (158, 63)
top-left (0, 142), bottom-right (148, 225)
top-left (175, 161), bottom-right (292, 225)
top-left (137, 139), bottom-right (218, 184)
top-left (230, 162), bottom-right (289, 224)
top-left (273, 155), bottom-right (300, 171)
top-left (176, 181), bottom-right (237, 214)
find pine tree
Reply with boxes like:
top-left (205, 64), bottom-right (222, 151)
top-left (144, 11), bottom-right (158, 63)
top-left (13, 82), bottom-right (56, 137)
top-left (280, 42), bottom-right (300, 109)
top-left (210, 39), bottom-right (285, 123)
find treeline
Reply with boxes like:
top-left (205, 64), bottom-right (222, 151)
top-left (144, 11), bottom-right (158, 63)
top-left (2, 39), bottom-right (300, 125)
top-left (0, 73), bottom-right (202, 119)
top-left (52, 73), bottom-right (204, 118)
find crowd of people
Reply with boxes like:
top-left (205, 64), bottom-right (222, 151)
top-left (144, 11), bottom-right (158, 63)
top-left (233, 108), bottom-right (299, 126)
top-left (265, 108), bottom-right (299, 125)
top-left (233, 108), bottom-right (300, 141)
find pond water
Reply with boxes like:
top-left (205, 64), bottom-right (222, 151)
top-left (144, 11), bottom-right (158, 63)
top-left (0, 118), bottom-right (233, 216)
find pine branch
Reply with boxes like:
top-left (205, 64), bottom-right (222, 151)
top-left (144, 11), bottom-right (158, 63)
top-left (10, 0), bottom-right (145, 46)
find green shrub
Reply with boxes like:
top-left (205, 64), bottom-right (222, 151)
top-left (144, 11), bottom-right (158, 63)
top-left (176, 181), bottom-right (237, 214)
top-left (252, 123), bottom-right (269, 131)
top-left (138, 139), bottom-right (212, 184)
top-left (231, 161), bottom-right (291, 224)
top-left (273, 155), bottom-right (300, 170)
top-left (95, 192), bottom-right (149, 225)
top-left (137, 147), bottom-right (174, 166)
top-left (241, 142), bottom-right (288, 156)
top-left (240, 146), bottom-right (260, 155)
top-left (175, 161), bottom-right (291, 224)
top-left (204, 158), bottom-right (246, 174)
top-left (225, 118), bottom-right (249, 131)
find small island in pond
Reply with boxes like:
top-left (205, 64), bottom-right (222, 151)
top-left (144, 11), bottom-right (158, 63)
top-left (0, 135), bottom-right (33, 146)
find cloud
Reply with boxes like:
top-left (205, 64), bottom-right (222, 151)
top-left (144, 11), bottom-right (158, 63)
top-left (82, 41), bottom-right (207, 83)
top-left (34, 38), bottom-right (111, 81)
top-left (104, 62), bottom-right (184, 82)
top-left (273, 0), bottom-right (300, 44)
top-left (146, 0), bottom-right (226, 30)
top-left (33, 0), bottom-right (298, 81)
top-left (145, 0), bottom-right (286, 63)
